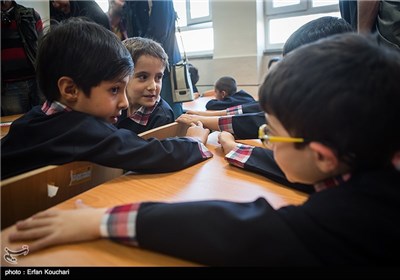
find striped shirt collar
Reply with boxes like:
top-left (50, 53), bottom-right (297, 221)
top-left (41, 100), bottom-right (72, 115)
top-left (314, 173), bottom-right (351, 192)
top-left (129, 96), bottom-right (160, 126)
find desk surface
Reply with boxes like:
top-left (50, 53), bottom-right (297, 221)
top-left (1, 132), bottom-right (308, 267)
top-left (1, 114), bottom-right (22, 139)
top-left (183, 96), bottom-right (214, 112)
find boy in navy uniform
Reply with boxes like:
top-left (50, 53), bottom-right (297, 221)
top-left (116, 37), bottom-right (174, 134)
top-left (205, 76), bottom-right (255, 110)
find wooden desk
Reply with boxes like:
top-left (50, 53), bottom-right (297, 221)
top-left (1, 114), bottom-right (22, 139)
top-left (183, 96), bottom-right (214, 111)
top-left (1, 132), bottom-right (308, 267)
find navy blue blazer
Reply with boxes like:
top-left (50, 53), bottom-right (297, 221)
top-left (241, 101), bottom-right (262, 113)
top-left (1, 106), bottom-right (209, 179)
top-left (136, 167), bottom-right (400, 266)
top-left (206, 90), bottom-right (256, 110)
top-left (231, 112), bottom-right (266, 139)
top-left (116, 99), bottom-right (174, 134)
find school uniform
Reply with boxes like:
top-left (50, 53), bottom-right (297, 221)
top-left (101, 167), bottom-right (400, 266)
top-left (205, 90), bottom-right (256, 110)
top-left (1, 102), bottom-right (211, 179)
top-left (219, 112), bottom-right (266, 139)
top-left (116, 98), bottom-right (174, 134)
top-left (226, 101), bottom-right (261, 115)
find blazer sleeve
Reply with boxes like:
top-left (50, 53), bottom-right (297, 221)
top-left (205, 98), bottom-right (234, 110)
top-left (243, 147), bottom-right (314, 194)
top-left (83, 128), bottom-right (211, 174)
top-left (136, 198), bottom-right (319, 266)
top-left (241, 101), bottom-right (262, 114)
top-left (232, 112), bottom-right (266, 139)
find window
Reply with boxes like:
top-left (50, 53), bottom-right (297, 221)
top-left (265, 0), bottom-right (340, 51)
top-left (97, 0), bottom-right (213, 56)
top-left (96, 0), bottom-right (109, 13)
top-left (186, 0), bottom-right (212, 25)
top-left (173, 0), bottom-right (213, 56)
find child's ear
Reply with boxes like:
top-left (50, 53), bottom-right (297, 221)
top-left (221, 91), bottom-right (227, 99)
top-left (309, 142), bottom-right (339, 173)
top-left (58, 76), bottom-right (78, 102)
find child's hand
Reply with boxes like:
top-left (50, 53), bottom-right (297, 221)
top-left (8, 200), bottom-right (106, 253)
top-left (176, 114), bottom-right (202, 125)
top-left (218, 131), bottom-right (239, 155)
top-left (186, 121), bottom-right (210, 144)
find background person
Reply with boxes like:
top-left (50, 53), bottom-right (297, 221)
top-left (1, 0), bottom-right (44, 116)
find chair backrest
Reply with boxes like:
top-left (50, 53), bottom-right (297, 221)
top-left (1, 162), bottom-right (123, 229)
top-left (138, 121), bottom-right (189, 140)
top-left (1, 122), bottom-right (188, 229)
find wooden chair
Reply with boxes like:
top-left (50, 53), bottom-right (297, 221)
top-left (1, 162), bottom-right (123, 229)
top-left (1, 122), bottom-right (189, 229)
top-left (138, 121), bottom-right (189, 140)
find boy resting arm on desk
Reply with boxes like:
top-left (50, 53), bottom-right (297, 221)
top-left (9, 33), bottom-right (400, 266)
top-left (0, 18), bottom-right (211, 180)
top-left (205, 76), bottom-right (255, 111)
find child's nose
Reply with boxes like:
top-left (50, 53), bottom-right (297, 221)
top-left (147, 80), bottom-right (156, 91)
top-left (120, 92), bottom-right (129, 109)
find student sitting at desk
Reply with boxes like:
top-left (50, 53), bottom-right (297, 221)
top-left (205, 76), bottom-right (255, 110)
top-left (8, 34), bottom-right (400, 266)
top-left (115, 37), bottom-right (174, 134)
top-left (1, 18), bottom-right (212, 180)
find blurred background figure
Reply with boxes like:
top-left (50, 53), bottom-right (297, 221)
top-left (339, 0), bottom-right (357, 30)
top-left (107, 0), bottom-right (127, 41)
top-left (50, 0), bottom-right (110, 30)
top-left (1, 0), bottom-right (44, 116)
top-left (188, 63), bottom-right (199, 98)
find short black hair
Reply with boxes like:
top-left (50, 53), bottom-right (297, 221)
top-left (283, 16), bottom-right (354, 56)
top-left (215, 76), bottom-right (237, 96)
top-left (260, 33), bottom-right (400, 171)
top-left (36, 17), bottom-right (134, 101)
top-left (122, 37), bottom-right (169, 69)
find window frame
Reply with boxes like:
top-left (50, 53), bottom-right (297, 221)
top-left (174, 0), bottom-right (213, 57)
top-left (186, 0), bottom-right (212, 26)
top-left (264, 0), bottom-right (340, 51)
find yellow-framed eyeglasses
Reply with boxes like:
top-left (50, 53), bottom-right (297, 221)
top-left (258, 124), bottom-right (304, 146)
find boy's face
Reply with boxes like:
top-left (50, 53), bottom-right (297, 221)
top-left (266, 114), bottom-right (327, 184)
top-left (126, 55), bottom-right (165, 113)
top-left (74, 76), bottom-right (130, 124)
